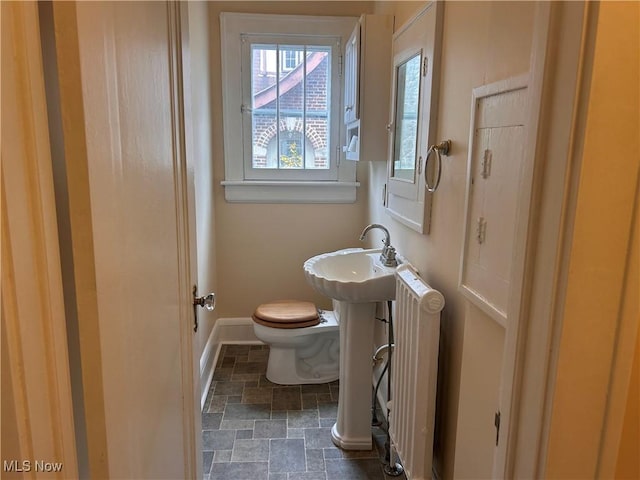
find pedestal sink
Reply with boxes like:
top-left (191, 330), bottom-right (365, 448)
top-left (303, 248), bottom-right (400, 450)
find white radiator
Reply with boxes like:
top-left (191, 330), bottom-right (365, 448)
top-left (390, 265), bottom-right (445, 480)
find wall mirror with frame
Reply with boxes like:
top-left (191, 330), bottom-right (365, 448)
top-left (391, 52), bottom-right (422, 183)
top-left (385, 2), bottom-right (443, 234)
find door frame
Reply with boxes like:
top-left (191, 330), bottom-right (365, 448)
top-left (527, 1), bottom-right (640, 477)
top-left (493, 2), bottom-right (592, 477)
top-left (498, 1), bottom-right (639, 477)
top-left (1, 1), bottom-right (78, 476)
top-left (170, 2), bottom-right (203, 478)
top-left (491, 2), bottom-right (553, 476)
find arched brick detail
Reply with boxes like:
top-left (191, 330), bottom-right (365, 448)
top-left (255, 118), bottom-right (326, 150)
top-left (256, 123), bottom-right (279, 149)
top-left (305, 125), bottom-right (325, 150)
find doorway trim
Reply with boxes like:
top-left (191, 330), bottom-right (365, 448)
top-left (169, 2), bottom-right (201, 477)
top-left (498, 2), bottom-right (622, 477)
top-left (1, 2), bottom-right (78, 475)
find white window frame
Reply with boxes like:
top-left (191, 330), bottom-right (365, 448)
top-left (220, 12), bottom-right (359, 203)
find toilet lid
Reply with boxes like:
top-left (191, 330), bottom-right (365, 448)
top-left (252, 300), bottom-right (320, 329)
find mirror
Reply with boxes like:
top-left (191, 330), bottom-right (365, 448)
top-left (385, 1), bottom-right (443, 234)
top-left (391, 53), bottom-right (421, 183)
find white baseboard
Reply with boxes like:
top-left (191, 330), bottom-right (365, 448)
top-left (199, 327), bottom-right (218, 411)
top-left (214, 317), bottom-right (259, 344)
top-left (199, 317), bottom-right (261, 410)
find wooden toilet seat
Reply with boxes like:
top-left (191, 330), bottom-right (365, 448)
top-left (252, 300), bottom-right (320, 329)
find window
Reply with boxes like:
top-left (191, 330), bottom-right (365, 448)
top-left (255, 49), bottom-right (304, 74)
top-left (282, 49), bottom-right (303, 71)
top-left (244, 40), bottom-right (333, 180)
top-left (220, 13), bottom-right (359, 203)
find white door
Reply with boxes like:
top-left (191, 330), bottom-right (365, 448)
top-left (48, 2), bottom-right (201, 478)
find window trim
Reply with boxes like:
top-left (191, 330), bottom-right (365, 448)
top-left (220, 12), bottom-right (360, 203)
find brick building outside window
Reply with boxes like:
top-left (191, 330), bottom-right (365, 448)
top-left (250, 45), bottom-right (331, 171)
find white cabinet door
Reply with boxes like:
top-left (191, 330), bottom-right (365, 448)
top-left (385, 3), bottom-right (443, 233)
top-left (457, 76), bottom-right (530, 479)
top-left (341, 15), bottom-right (393, 163)
top-left (344, 24), bottom-right (360, 125)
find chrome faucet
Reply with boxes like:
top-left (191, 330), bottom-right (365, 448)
top-left (359, 224), bottom-right (398, 267)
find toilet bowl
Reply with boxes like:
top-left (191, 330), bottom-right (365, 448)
top-left (252, 300), bottom-right (340, 385)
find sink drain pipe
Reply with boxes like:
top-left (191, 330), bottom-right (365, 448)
top-left (372, 300), bottom-right (404, 476)
top-left (371, 348), bottom-right (390, 427)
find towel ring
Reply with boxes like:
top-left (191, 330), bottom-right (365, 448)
top-left (425, 140), bottom-right (451, 193)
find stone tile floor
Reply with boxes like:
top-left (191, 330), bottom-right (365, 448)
top-left (202, 344), bottom-right (407, 480)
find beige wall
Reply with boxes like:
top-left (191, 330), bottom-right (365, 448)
top-left (369, 2), bottom-right (535, 478)
top-left (209, 2), bottom-right (375, 316)
top-left (374, 0), bottom-right (424, 29)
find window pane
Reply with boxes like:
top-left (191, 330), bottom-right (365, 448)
top-left (278, 45), bottom-right (304, 169)
top-left (305, 46), bottom-right (330, 170)
top-left (250, 42), bottom-right (331, 171)
top-left (251, 44), bottom-right (278, 168)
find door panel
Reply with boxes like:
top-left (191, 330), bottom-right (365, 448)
top-left (457, 77), bottom-right (531, 478)
top-left (51, 2), bottom-right (199, 478)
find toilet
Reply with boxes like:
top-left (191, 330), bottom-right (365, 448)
top-left (252, 300), bottom-right (340, 385)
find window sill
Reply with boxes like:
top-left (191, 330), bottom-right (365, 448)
top-left (221, 180), bottom-right (360, 204)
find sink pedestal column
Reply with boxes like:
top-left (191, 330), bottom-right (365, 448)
top-left (331, 300), bottom-right (376, 450)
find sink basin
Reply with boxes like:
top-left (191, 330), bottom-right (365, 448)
top-left (303, 248), bottom-right (399, 303)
